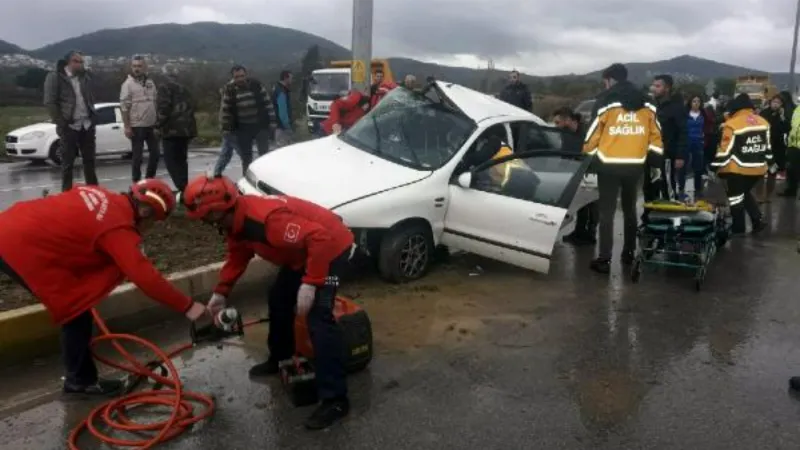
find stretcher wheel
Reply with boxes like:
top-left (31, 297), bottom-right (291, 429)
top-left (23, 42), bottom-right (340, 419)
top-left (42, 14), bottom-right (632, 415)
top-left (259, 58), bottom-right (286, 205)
top-left (630, 258), bottom-right (642, 283)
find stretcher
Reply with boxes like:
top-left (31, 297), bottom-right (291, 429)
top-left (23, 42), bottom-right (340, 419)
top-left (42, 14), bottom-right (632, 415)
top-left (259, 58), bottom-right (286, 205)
top-left (630, 199), bottom-right (731, 291)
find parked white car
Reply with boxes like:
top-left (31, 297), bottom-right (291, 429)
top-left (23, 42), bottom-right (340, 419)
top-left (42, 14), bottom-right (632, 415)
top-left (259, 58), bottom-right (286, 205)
top-left (239, 81), bottom-right (598, 282)
top-left (3, 102), bottom-right (131, 165)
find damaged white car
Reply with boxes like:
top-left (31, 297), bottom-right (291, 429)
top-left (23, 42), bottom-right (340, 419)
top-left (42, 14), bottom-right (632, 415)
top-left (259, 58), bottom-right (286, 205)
top-left (239, 81), bottom-right (598, 282)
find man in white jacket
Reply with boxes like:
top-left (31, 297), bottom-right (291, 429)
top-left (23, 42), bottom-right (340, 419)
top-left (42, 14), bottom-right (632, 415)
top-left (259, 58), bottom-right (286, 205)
top-left (120, 55), bottom-right (160, 183)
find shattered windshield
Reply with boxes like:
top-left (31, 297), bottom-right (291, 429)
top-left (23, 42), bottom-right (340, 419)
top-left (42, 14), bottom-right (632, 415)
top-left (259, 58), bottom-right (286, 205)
top-left (339, 87), bottom-right (475, 171)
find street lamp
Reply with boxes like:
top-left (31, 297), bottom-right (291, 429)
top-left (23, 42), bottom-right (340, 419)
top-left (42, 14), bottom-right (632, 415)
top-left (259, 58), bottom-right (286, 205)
top-left (790, 0), bottom-right (800, 97)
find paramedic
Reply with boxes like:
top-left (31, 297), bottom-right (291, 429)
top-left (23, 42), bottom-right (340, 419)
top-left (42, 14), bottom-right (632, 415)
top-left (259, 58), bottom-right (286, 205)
top-left (0, 179), bottom-right (208, 397)
top-left (710, 94), bottom-right (771, 234)
top-left (181, 175), bottom-right (353, 430)
top-left (583, 63), bottom-right (664, 274)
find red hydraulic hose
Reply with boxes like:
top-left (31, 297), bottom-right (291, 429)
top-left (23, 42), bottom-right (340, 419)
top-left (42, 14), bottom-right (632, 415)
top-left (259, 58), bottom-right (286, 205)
top-left (67, 308), bottom-right (261, 449)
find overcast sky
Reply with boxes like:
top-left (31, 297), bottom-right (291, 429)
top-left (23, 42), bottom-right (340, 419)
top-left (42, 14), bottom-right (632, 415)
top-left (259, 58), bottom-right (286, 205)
top-left (0, 0), bottom-right (796, 76)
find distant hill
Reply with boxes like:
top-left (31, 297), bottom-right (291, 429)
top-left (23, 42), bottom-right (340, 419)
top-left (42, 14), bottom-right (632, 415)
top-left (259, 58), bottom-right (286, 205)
top-left (2, 23), bottom-right (798, 91)
top-left (27, 22), bottom-right (350, 69)
top-left (0, 39), bottom-right (23, 55)
top-left (584, 54), bottom-right (800, 89)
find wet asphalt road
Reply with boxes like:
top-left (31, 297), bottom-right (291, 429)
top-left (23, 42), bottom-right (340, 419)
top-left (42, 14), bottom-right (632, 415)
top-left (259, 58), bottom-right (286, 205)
top-left (0, 150), bottom-right (232, 209)
top-left (3, 193), bottom-right (800, 449)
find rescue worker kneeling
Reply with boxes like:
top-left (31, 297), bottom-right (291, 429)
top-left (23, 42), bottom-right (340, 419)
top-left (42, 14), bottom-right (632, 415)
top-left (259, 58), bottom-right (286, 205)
top-left (583, 63), bottom-right (664, 274)
top-left (0, 180), bottom-right (208, 396)
top-left (710, 93), bottom-right (772, 234)
top-left (181, 175), bottom-right (353, 430)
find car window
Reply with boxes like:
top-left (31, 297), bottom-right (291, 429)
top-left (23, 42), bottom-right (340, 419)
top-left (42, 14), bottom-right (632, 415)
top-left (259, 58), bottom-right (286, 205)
top-left (339, 87), bottom-right (475, 170)
top-left (472, 154), bottom-right (585, 207)
top-left (524, 124), bottom-right (564, 151)
top-left (95, 107), bottom-right (116, 125)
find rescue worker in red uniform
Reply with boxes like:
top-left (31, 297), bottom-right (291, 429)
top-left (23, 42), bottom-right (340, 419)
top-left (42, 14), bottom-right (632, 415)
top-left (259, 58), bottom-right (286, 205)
top-left (0, 179), bottom-right (208, 396)
top-left (181, 175), bottom-right (354, 430)
top-left (368, 68), bottom-right (397, 109)
top-left (321, 89), bottom-right (369, 136)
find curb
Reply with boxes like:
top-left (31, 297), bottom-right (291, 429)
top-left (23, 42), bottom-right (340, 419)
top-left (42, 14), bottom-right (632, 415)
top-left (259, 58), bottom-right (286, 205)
top-left (0, 258), bottom-right (276, 366)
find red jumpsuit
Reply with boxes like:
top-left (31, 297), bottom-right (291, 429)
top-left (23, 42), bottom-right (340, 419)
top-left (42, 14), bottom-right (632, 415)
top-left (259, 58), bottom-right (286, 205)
top-left (0, 185), bottom-right (193, 324)
top-left (214, 194), bottom-right (353, 401)
top-left (369, 80), bottom-right (397, 109)
top-left (321, 91), bottom-right (368, 136)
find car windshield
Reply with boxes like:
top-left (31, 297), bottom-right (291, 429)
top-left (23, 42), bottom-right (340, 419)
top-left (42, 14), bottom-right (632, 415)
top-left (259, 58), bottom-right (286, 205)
top-left (339, 87), bottom-right (475, 171)
top-left (310, 73), bottom-right (350, 99)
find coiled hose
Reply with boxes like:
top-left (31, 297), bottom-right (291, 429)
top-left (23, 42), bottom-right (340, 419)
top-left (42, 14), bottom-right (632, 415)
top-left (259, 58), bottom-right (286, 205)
top-left (67, 308), bottom-right (262, 449)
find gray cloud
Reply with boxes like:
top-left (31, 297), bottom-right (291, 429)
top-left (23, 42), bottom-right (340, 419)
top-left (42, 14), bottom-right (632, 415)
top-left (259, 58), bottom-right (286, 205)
top-left (0, 0), bottom-right (797, 75)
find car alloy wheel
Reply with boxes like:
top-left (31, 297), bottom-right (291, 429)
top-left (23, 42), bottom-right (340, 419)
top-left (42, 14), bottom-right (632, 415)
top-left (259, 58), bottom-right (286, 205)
top-left (398, 234), bottom-right (429, 278)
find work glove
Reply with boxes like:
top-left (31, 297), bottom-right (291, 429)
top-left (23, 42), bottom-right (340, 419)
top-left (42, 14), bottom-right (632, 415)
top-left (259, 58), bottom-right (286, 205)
top-left (296, 283), bottom-right (317, 316)
top-left (650, 168), bottom-right (662, 183)
top-left (185, 302), bottom-right (209, 322)
top-left (207, 293), bottom-right (227, 315)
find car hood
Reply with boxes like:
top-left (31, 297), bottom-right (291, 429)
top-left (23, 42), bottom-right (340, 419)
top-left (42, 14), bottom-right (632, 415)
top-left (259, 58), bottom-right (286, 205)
top-left (7, 122), bottom-right (54, 136)
top-left (246, 136), bottom-right (431, 209)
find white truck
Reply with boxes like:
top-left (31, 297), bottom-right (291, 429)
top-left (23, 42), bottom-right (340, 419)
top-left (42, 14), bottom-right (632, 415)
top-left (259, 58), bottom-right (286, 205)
top-left (305, 68), bottom-right (351, 135)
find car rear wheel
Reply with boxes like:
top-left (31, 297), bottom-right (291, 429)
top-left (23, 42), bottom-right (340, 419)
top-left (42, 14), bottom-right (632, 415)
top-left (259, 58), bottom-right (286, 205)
top-left (377, 222), bottom-right (434, 283)
top-left (48, 141), bottom-right (62, 166)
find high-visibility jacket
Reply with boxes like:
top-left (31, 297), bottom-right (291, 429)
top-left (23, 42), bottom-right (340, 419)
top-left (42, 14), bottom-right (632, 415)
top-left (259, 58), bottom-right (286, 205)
top-left (582, 81), bottom-right (663, 175)
top-left (488, 144), bottom-right (531, 188)
top-left (711, 108), bottom-right (772, 177)
top-left (788, 107), bottom-right (800, 149)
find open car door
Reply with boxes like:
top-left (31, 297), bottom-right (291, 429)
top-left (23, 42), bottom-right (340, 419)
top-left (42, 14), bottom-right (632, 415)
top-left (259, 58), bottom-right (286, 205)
top-left (441, 150), bottom-right (593, 274)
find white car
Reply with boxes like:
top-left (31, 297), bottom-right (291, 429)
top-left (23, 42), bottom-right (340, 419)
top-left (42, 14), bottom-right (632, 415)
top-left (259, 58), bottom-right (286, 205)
top-left (239, 81), bottom-right (598, 282)
top-left (3, 102), bottom-right (131, 165)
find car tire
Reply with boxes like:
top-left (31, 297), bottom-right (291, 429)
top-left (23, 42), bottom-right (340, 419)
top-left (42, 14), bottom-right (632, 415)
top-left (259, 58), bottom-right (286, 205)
top-left (377, 222), bottom-right (434, 283)
top-left (48, 141), bottom-right (62, 166)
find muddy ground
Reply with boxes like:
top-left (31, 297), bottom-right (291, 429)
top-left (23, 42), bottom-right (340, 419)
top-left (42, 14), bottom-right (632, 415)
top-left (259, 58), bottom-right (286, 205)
top-left (0, 215), bottom-right (226, 312)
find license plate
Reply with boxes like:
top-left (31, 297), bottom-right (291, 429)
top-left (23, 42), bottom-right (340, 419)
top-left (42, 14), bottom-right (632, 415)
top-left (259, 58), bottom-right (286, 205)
top-left (319, 105), bottom-right (329, 111)
top-left (5, 144), bottom-right (15, 150)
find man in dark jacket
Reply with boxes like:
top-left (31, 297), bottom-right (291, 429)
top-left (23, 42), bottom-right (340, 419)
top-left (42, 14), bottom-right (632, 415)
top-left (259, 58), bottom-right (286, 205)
top-left (156, 64), bottom-right (197, 195)
top-left (498, 70), bottom-right (533, 111)
top-left (220, 65), bottom-right (277, 172)
top-left (553, 106), bottom-right (597, 245)
top-left (43, 50), bottom-right (99, 192)
top-left (272, 70), bottom-right (293, 148)
top-left (648, 74), bottom-right (687, 200)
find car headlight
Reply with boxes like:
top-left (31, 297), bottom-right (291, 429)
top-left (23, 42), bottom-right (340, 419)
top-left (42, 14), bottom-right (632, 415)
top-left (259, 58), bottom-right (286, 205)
top-left (19, 131), bottom-right (46, 141)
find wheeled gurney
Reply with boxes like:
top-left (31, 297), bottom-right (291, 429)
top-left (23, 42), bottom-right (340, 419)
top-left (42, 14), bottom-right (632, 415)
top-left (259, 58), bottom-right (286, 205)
top-left (630, 199), bottom-right (731, 291)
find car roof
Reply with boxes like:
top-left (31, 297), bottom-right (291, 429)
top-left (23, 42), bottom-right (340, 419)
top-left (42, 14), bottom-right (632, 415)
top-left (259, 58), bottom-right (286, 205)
top-left (95, 102), bottom-right (120, 109)
top-left (435, 81), bottom-right (546, 125)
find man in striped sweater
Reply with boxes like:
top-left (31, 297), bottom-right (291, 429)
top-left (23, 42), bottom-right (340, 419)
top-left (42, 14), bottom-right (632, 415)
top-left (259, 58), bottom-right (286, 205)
top-left (220, 65), bottom-right (278, 172)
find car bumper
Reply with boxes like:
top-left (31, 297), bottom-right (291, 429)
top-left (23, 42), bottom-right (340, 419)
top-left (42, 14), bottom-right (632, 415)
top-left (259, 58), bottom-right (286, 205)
top-left (4, 142), bottom-right (48, 159)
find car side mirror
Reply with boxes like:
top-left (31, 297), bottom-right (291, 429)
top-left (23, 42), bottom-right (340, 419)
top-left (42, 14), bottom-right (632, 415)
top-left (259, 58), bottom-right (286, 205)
top-left (457, 172), bottom-right (472, 189)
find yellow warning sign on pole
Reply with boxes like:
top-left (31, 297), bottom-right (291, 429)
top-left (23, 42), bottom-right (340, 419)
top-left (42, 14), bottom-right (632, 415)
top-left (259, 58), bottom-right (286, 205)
top-left (352, 60), bottom-right (366, 85)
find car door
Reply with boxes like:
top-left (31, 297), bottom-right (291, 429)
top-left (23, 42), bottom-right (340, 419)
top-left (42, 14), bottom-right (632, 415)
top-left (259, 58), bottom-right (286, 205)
top-left (93, 106), bottom-right (123, 154)
top-left (513, 121), bottom-right (599, 236)
top-left (441, 150), bottom-right (592, 273)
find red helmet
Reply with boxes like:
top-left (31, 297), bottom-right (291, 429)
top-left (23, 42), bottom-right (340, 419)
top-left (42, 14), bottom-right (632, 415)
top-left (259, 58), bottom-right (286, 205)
top-left (182, 175), bottom-right (239, 220)
top-left (130, 179), bottom-right (176, 221)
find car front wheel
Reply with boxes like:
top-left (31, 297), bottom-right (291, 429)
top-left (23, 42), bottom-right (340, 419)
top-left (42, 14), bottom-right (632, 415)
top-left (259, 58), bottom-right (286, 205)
top-left (377, 222), bottom-right (434, 283)
top-left (48, 141), bottom-right (62, 166)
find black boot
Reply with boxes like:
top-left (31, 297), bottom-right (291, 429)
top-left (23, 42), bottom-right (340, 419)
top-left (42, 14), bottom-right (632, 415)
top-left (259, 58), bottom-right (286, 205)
top-left (249, 358), bottom-right (280, 377)
top-left (621, 250), bottom-right (635, 266)
top-left (63, 378), bottom-right (124, 397)
top-left (304, 397), bottom-right (350, 430)
top-left (590, 258), bottom-right (611, 274)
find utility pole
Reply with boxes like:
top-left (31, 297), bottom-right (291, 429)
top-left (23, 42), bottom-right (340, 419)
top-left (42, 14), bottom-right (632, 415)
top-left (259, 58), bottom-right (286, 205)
top-left (350, 0), bottom-right (373, 93)
top-left (790, 0), bottom-right (800, 96)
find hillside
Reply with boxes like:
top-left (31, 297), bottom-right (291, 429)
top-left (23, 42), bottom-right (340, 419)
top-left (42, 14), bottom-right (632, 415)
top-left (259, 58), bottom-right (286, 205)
top-left (28, 22), bottom-right (350, 69)
top-left (3, 22), bottom-right (797, 90)
top-left (0, 39), bottom-right (23, 55)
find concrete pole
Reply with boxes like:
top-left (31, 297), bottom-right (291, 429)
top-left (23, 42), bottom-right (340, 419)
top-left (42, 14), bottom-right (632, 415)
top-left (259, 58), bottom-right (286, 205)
top-left (350, 0), bottom-right (373, 92)
top-left (790, 0), bottom-right (800, 96)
